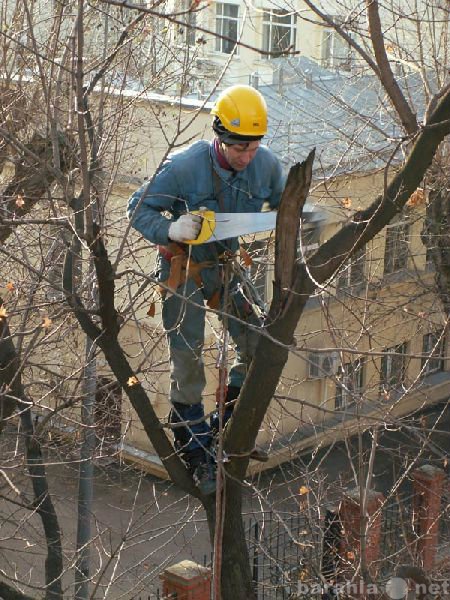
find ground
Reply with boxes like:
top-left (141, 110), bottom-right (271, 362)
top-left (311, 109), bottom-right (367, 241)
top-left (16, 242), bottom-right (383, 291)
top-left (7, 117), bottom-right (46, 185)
top-left (1, 401), bottom-right (450, 598)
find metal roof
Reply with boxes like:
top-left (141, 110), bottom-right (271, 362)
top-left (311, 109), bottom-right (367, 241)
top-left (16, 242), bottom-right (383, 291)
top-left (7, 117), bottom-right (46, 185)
top-left (260, 57), bottom-right (425, 177)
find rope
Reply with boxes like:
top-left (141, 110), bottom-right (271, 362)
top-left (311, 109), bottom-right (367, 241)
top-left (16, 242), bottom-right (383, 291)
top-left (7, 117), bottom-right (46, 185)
top-left (212, 257), bottom-right (232, 600)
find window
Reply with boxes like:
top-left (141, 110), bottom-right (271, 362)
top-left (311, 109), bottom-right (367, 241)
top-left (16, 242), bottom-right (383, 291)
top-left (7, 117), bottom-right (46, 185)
top-left (423, 229), bottom-right (438, 272)
top-left (422, 332), bottom-right (445, 375)
top-left (308, 351), bottom-right (338, 379)
top-left (335, 359), bottom-right (364, 409)
top-left (321, 19), bottom-right (353, 70)
top-left (262, 9), bottom-right (296, 57)
top-left (384, 221), bottom-right (409, 275)
top-left (215, 3), bottom-right (239, 54)
top-left (337, 246), bottom-right (365, 291)
top-left (380, 342), bottom-right (407, 392)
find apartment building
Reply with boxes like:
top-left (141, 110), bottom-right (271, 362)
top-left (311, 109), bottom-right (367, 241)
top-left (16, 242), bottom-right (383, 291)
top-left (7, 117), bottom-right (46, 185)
top-left (166, 0), bottom-right (353, 93)
top-left (107, 64), bottom-right (449, 475)
top-left (4, 0), bottom-right (447, 475)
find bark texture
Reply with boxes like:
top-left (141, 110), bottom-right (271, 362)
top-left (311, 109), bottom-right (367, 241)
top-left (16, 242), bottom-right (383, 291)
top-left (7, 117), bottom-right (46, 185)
top-left (0, 311), bottom-right (63, 599)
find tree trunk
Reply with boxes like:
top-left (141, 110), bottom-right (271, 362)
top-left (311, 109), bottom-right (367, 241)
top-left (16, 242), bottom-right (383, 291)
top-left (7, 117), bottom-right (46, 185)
top-left (205, 483), bottom-right (256, 600)
top-left (20, 406), bottom-right (64, 600)
top-left (0, 312), bottom-right (20, 434)
top-left (0, 308), bottom-right (63, 599)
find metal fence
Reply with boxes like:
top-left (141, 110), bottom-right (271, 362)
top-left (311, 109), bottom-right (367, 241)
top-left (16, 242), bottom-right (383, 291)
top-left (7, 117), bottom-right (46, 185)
top-left (150, 487), bottom-right (447, 599)
top-left (246, 510), bottom-right (322, 599)
top-left (379, 492), bottom-right (415, 577)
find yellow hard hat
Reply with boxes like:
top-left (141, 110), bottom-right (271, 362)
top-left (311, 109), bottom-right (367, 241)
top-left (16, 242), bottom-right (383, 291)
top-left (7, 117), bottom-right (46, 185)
top-left (211, 85), bottom-right (268, 137)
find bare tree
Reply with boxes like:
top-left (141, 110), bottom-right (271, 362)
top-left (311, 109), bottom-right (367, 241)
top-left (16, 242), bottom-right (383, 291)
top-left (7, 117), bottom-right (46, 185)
top-left (1, 0), bottom-right (450, 599)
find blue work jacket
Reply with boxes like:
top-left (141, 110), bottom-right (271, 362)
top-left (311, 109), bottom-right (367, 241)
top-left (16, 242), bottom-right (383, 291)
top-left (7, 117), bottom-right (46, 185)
top-left (127, 140), bottom-right (284, 298)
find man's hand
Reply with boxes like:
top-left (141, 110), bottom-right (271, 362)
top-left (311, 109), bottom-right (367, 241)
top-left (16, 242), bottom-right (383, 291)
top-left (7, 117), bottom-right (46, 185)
top-left (168, 213), bottom-right (202, 243)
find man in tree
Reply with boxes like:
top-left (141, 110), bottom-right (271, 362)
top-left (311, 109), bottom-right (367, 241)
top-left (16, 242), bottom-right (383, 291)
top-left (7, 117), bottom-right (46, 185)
top-left (127, 85), bottom-right (284, 494)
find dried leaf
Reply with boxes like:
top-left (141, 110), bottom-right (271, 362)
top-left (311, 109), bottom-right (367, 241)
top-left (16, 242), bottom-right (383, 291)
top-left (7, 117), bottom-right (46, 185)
top-left (342, 197), bottom-right (352, 209)
top-left (127, 375), bottom-right (139, 387)
top-left (5, 282), bottom-right (15, 292)
top-left (346, 551), bottom-right (355, 560)
top-left (15, 194), bottom-right (25, 208)
top-left (147, 302), bottom-right (156, 318)
top-left (0, 306), bottom-right (7, 319)
top-left (407, 188), bottom-right (425, 207)
top-left (42, 316), bottom-right (52, 329)
top-left (299, 485), bottom-right (310, 495)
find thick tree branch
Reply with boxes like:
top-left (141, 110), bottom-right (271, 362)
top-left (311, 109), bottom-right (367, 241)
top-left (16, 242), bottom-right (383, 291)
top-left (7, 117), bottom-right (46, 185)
top-left (272, 149), bottom-right (315, 317)
top-left (223, 154), bottom-right (315, 479)
top-left (80, 231), bottom-right (200, 496)
top-left (0, 131), bottom-right (75, 244)
top-left (0, 309), bottom-right (20, 434)
top-left (0, 310), bottom-right (63, 599)
top-left (224, 85), bottom-right (450, 481)
top-left (300, 0), bottom-right (381, 76)
top-left (0, 582), bottom-right (36, 600)
top-left (366, 0), bottom-right (418, 135)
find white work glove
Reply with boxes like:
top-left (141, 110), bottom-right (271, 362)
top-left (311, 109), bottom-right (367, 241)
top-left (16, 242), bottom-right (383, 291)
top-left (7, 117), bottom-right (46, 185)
top-left (168, 213), bottom-right (202, 242)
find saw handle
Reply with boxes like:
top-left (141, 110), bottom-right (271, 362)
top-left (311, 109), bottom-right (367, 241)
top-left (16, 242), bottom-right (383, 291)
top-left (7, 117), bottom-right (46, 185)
top-left (185, 209), bottom-right (216, 245)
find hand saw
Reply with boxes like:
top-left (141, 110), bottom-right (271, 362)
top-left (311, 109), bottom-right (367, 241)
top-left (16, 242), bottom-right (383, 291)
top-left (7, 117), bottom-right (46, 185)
top-left (186, 206), bottom-right (324, 245)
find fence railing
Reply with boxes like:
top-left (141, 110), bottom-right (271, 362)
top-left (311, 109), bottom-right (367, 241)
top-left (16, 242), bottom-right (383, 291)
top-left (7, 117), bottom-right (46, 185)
top-left (153, 472), bottom-right (447, 599)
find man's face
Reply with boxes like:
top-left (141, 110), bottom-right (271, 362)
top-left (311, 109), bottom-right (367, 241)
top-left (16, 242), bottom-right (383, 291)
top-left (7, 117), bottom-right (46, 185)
top-left (220, 140), bottom-right (261, 171)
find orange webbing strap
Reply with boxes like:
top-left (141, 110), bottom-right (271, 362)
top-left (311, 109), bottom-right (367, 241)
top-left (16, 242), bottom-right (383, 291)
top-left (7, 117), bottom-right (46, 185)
top-left (158, 243), bottom-right (217, 302)
top-left (156, 244), bottom-right (243, 311)
top-left (240, 246), bottom-right (253, 267)
top-left (166, 254), bottom-right (184, 291)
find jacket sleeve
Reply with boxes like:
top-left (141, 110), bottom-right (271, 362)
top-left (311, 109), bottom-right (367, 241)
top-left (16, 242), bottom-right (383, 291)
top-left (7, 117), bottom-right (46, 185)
top-left (127, 161), bottom-right (179, 246)
top-left (267, 153), bottom-right (285, 210)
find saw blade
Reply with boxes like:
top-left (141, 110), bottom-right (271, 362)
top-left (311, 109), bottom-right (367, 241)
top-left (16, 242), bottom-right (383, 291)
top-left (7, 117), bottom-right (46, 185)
top-left (187, 205), bottom-right (323, 245)
top-left (210, 211), bottom-right (277, 242)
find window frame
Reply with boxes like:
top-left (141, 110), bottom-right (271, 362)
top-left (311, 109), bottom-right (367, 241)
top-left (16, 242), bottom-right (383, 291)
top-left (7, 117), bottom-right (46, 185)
top-left (336, 246), bottom-right (366, 291)
top-left (215, 2), bottom-right (240, 54)
top-left (383, 220), bottom-right (410, 275)
top-left (321, 17), bottom-right (353, 71)
top-left (380, 342), bottom-right (408, 392)
top-left (335, 358), bottom-right (364, 409)
top-left (180, 0), bottom-right (197, 46)
top-left (261, 8), bottom-right (296, 58)
top-left (421, 331), bottom-right (445, 375)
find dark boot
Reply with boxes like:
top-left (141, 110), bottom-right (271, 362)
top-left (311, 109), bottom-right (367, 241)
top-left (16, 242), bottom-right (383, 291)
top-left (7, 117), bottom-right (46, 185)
top-left (210, 385), bottom-right (240, 434)
top-left (170, 402), bottom-right (216, 495)
top-left (211, 387), bottom-right (269, 462)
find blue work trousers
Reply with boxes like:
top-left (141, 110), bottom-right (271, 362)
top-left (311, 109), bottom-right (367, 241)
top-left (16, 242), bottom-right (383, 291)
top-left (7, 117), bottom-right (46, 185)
top-left (162, 276), bottom-right (262, 406)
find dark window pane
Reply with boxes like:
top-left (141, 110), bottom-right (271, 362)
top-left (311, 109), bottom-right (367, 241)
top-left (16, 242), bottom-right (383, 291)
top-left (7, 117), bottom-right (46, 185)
top-left (216, 3), bottom-right (239, 54)
top-left (381, 343), bottom-right (407, 391)
top-left (335, 359), bottom-right (364, 409)
top-left (421, 332), bottom-right (445, 375)
top-left (224, 3), bottom-right (238, 17)
top-left (337, 246), bottom-right (365, 290)
top-left (384, 222), bottom-right (409, 274)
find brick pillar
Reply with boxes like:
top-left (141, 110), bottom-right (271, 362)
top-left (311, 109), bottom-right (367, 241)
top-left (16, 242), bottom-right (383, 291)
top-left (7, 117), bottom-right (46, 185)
top-left (412, 464), bottom-right (446, 570)
top-left (338, 488), bottom-right (384, 580)
top-left (160, 560), bottom-right (211, 600)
